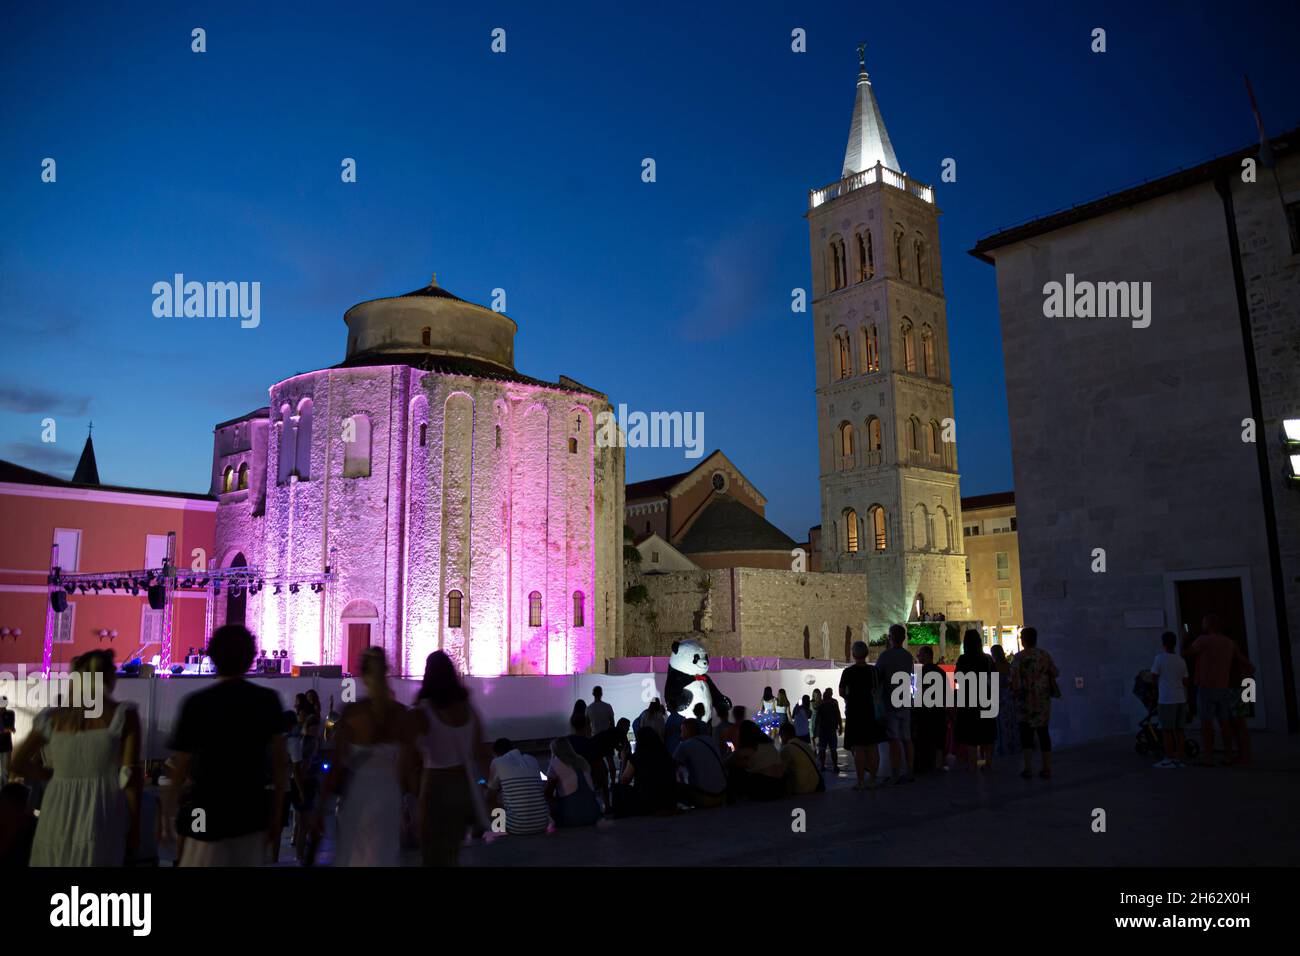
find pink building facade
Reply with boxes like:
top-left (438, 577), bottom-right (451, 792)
top-left (209, 279), bottom-right (625, 677)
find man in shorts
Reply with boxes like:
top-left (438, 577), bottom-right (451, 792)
top-left (875, 624), bottom-right (915, 785)
top-left (1147, 630), bottom-right (1188, 767)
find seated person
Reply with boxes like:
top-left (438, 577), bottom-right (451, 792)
top-left (674, 719), bottom-right (727, 809)
top-left (485, 738), bottom-right (549, 836)
top-left (725, 720), bottom-right (785, 801)
top-left (778, 723), bottom-right (821, 795)
top-left (613, 727), bottom-right (677, 817)
top-left (544, 737), bottom-right (601, 828)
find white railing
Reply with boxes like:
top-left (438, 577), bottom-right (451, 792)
top-left (809, 161), bottom-right (934, 209)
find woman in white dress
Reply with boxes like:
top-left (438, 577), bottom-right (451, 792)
top-left (12, 650), bottom-right (141, 866)
top-left (322, 647), bottom-right (409, 866)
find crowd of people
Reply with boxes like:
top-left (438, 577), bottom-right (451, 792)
top-left (0, 614), bottom-right (1253, 867)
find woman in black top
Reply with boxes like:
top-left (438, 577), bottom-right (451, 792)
top-left (614, 726), bottom-right (676, 817)
top-left (954, 629), bottom-right (996, 772)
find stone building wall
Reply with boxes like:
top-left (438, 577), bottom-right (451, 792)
top-left (622, 565), bottom-right (868, 661)
top-left (984, 173), bottom-right (1292, 745)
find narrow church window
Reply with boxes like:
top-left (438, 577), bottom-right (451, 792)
top-left (237, 463), bottom-right (249, 490)
top-left (865, 324), bottom-right (880, 372)
top-left (870, 505), bottom-right (888, 550)
top-left (836, 332), bottom-right (851, 379)
top-left (573, 591), bottom-right (585, 627)
top-left (921, 325), bottom-right (936, 377)
top-left (421, 327), bottom-right (432, 347)
top-left (277, 404), bottom-right (295, 485)
top-left (843, 508), bottom-right (859, 553)
top-left (447, 590), bottom-right (462, 629)
top-left (343, 414), bottom-right (372, 478)
top-left (222, 466), bottom-right (235, 493)
top-left (894, 228), bottom-right (906, 280)
top-left (908, 416), bottom-right (921, 452)
top-left (528, 591), bottom-right (542, 627)
top-left (569, 437), bottom-right (578, 454)
top-left (928, 420), bottom-right (940, 457)
top-left (294, 398), bottom-right (313, 480)
top-left (495, 424), bottom-right (501, 448)
top-left (419, 423), bottom-right (427, 447)
top-left (914, 238), bottom-right (926, 289)
top-left (902, 321), bottom-right (916, 373)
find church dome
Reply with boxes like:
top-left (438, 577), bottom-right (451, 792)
top-left (342, 274), bottom-right (517, 371)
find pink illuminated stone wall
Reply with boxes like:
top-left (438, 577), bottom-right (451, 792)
top-left (212, 364), bottom-right (623, 677)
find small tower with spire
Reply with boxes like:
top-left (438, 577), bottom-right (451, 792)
top-left (72, 423), bottom-right (101, 485)
top-left (805, 48), bottom-right (967, 636)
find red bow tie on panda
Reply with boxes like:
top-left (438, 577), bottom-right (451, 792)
top-left (691, 675), bottom-right (708, 682)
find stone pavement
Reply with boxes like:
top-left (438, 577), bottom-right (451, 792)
top-left (456, 733), bottom-right (1300, 867)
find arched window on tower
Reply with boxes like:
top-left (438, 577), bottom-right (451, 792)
top-left (908, 416), bottom-right (921, 454)
top-left (862, 324), bottom-right (880, 373)
top-left (902, 321), bottom-right (917, 373)
top-left (921, 324), bottom-right (936, 377)
top-left (934, 506), bottom-right (951, 551)
top-left (914, 237), bottom-right (927, 289)
top-left (528, 591), bottom-right (543, 628)
top-left (866, 416), bottom-right (883, 462)
top-left (237, 463), bottom-right (249, 490)
top-left (835, 331), bottom-right (852, 380)
top-left (419, 423), bottom-right (427, 447)
top-left (855, 230), bottom-right (874, 282)
top-left (343, 414), bottom-right (372, 478)
top-left (421, 327), bottom-right (432, 347)
top-left (221, 466), bottom-right (235, 493)
top-left (838, 421), bottom-right (855, 470)
top-left (913, 503), bottom-right (931, 550)
top-left (927, 419), bottom-right (941, 458)
top-left (894, 227), bottom-right (906, 280)
top-left (447, 590), bottom-right (463, 629)
top-left (573, 591), bottom-right (585, 627)
top-left (869, 505), bottom-right (888, 550)
top-left (843, 508), bottom-right (859, 554)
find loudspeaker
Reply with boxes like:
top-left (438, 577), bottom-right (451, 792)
top-left (148, 583), bottom-right (166, 610)
top-left (50, 590), bottom-right (68, 613)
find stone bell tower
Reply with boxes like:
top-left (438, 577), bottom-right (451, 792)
top-left (807, 46), bottom-right (968, 637)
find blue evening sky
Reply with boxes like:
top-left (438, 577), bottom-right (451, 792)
top-left (2, 1), bottom-right (1297, 538)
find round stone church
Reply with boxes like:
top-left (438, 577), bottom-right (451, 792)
top-left (208, 277), bottom-right (624, 677)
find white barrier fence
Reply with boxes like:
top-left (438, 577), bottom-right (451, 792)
top-left (2, 666), bottom-right (850, 760)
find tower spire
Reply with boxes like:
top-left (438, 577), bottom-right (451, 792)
top-left (72, 426), bottom-right (100, 485)
top-left (842, 43), bottom-right (899, 177)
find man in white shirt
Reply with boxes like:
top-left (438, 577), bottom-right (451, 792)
top-left (485, 738), bottom-right (549, 835)
top-left (1147, 631), bottom-right (1189, 768)
top-left (587, 687), bottom-right (615, 735)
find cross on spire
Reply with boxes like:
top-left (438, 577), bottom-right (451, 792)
top-left (857, 42), bottom-right (866, 69)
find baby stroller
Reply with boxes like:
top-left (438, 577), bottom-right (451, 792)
top-left (1132, 673), bottom-right (1199, 759)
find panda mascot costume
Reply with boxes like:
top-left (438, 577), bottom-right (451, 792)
top-left (663, 639), bottom-right (731, 724)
